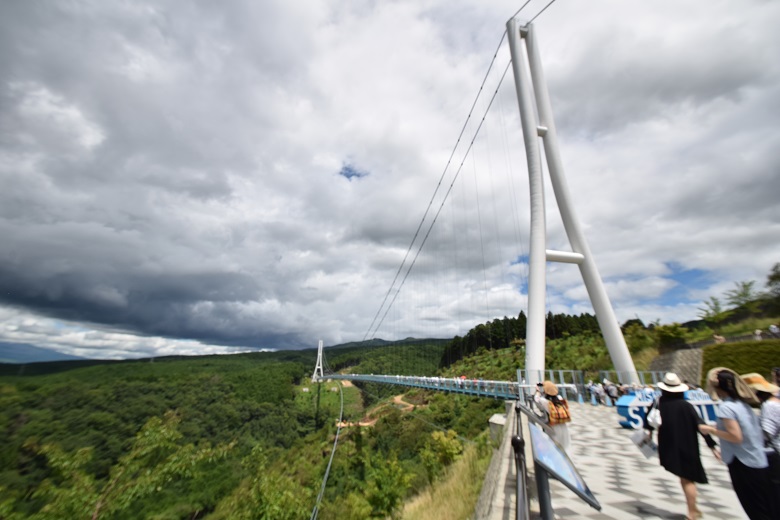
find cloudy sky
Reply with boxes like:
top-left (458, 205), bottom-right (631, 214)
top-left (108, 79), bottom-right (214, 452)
top-left (1, 0), bottom-right (778, 360)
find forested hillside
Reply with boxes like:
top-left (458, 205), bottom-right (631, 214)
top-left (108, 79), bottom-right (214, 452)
top-left (0, 340), bottom-right (499, 519)
top-left (0, 353), bottom-right (319, 518)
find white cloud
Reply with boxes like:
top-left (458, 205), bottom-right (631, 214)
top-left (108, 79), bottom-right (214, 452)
top-left (0, 0), bottom-right (778, 359)
top-left (0, 307), bottom-right (260, 359)
top-left (12, 82), bottom-right (105, 150)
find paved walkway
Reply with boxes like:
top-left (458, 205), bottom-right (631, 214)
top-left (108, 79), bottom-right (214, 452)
top-left (547, 402), bottom-right (747, 519)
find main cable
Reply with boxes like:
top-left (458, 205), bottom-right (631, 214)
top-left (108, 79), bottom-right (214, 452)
top-left (309, 381), bottom-right (344, 520)
top-left (367, 61), bottom-right (513, 340)
top-left (362, 30), bottom-right (509, 342)
top-left (529, 0), bottom-right (558, 23)
top-left (364, 0), bottom-right (559, 342)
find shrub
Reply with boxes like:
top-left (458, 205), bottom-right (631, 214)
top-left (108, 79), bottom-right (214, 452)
top-left (700, 339), bottom-right (780, 387)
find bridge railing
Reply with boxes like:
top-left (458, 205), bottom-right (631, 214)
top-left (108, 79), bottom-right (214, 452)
top-left (322, 374), bottom-right (523, 400)
top-left (518, 369), bottom-right (584, 400)
top-left (597, 370), bottom-right (666, 386)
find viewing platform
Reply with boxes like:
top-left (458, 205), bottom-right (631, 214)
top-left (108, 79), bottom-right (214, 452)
top-left (481, 400), bottom-right (747, 519)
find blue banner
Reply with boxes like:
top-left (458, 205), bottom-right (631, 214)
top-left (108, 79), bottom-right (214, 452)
top-left (616, 389), bottom-right (719, 429)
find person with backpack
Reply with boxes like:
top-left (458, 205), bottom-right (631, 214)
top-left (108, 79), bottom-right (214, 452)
top-left (534, 380), bottom-right (571, 450)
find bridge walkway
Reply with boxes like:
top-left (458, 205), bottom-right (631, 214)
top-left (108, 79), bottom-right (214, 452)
top-left (321, 374), bottom-right (526, 400)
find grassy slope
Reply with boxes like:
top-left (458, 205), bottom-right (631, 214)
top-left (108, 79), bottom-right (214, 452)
top-left (401, 439), bottom-right (491, 520)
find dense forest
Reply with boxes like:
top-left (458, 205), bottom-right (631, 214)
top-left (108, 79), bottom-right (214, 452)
top-left (439, 311), bottom-right (602, 367)
top-left (0, 340), bottom-right (503, 519)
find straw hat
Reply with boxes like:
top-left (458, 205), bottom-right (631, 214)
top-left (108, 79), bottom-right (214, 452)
top-left (657, 372), bottom-right (688, 393)
top-left (741, 373), bottom-right (780, 394)
top-left (705, 367), bottom-right (759, 405)
top-left (542, 380), bottom-right (559, 396)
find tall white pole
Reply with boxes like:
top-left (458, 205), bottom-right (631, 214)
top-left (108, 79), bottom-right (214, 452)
top-left (312, 340), bottom-right (324, 383)
top-left (506, 18), bottom-right (546, 387)
top-left (506, 20), bottom-right (639, 385)
top-left (524, 24), bottom-right (638, 384)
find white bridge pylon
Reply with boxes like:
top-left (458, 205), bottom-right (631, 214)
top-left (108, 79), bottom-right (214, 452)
top-left (506, 20), bottom-right (639, 386)
top-left (312, 339), bottom-right (325, 383)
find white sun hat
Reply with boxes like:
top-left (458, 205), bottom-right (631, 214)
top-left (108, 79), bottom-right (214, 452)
top-left (657, 372), bottom-right (688, 393)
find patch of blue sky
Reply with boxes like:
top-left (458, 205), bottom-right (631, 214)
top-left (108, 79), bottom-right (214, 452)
top-left (507, 257), bottom-right (712, 307)
top-left (655, 263), bottom-right (712, 306)
top-left (52, 320), bottom-right (90, 332)
top-left (338, 163), bottom-right (368, 181)
top-left (509, 255), bottom-right (529, 295)
top-left (511, 254), bottom-right (529, 266)
top-left (599, 263), bottom-right (712, 307)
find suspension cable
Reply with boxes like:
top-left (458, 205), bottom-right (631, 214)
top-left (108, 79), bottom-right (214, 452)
top-left (528, 0), bottom-right (559, 23)
top-left (365, 0), bottom-right (561, 342)
top-left (309, 381), bottom-right (344, 520)
top-left (367, 61), bottom-right (513, 340)
top-left (362, 30), bottom-right (509, 342)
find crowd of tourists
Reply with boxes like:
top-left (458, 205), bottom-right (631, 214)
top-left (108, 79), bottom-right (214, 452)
top-left (584, 378), bottom-right (645, 405)
top-left (535, 368), bottom-right (780, 519)
top-left (642, 369), bottom-right (780, 520)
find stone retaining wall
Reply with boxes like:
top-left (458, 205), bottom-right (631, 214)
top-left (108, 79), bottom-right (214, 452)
top-left (648, 348), bottom-right (703, 386)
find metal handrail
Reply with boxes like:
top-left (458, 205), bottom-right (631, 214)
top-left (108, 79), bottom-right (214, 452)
top-left (510, 397), bottom-right (556, 520)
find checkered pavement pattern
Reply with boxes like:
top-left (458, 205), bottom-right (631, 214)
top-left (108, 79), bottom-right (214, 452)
top-left (547, 402), bottom-right (748, 519)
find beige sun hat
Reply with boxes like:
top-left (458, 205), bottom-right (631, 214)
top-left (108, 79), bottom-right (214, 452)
top-left (705, 367), bottom-right (759, 405)
top-left (741, 373), bottom-right (780, 394)
top-left (542, 380), bottom-right (559, 396)
top-left (657, 372), bottom-right (688, 393)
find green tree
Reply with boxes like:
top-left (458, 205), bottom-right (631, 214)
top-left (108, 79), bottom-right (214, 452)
top-left (654, 323), bottom-right (689, 351)
top-left (768, 263), bottom-right (780, 297)
top-left (725, 280), bottom-right (761, 316)
top-left (5, 411), bottom-right (232, 520)
top-left (622, 322), bottom-right (656, 354)
top-left (420, 430), bottom-right (463, 483)
top-left (364, 451), bottom-right (412, 518)
top-left (697, 296), bottom-right (732, 331)
top-left (766, 263), bottom-right (780, 312)
top-left (209, 446), bottom-right (310, 520)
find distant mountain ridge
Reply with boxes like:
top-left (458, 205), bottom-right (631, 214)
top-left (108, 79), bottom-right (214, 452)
top-left (0, 342), bottom-right (85, 364)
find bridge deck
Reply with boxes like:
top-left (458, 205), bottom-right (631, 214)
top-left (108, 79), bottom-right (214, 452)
top-left (322, 374), bottom-right (575, 401)
top-left (323, 374), bottom-right (522, 400)
top-left (531, 402), bottom-right (746, 519)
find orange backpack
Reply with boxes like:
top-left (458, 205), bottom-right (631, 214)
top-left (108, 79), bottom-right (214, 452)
top-left (548, 398), bottom-right (571, 425)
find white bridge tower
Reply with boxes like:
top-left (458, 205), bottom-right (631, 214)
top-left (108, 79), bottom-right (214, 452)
top-left (311, 339), bottom-right (325, 383)
top-left (506, 19), bottom-right (639, 386)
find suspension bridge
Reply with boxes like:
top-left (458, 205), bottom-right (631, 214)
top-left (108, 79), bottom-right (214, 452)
top-left (310, 3), bottom-right (694, 519)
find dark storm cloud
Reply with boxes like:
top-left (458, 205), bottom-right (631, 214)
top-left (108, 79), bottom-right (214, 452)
top-left (0, 0), bottom-right (325, 350)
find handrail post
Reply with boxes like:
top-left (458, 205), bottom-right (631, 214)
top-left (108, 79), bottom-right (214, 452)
top-left (512, 400), bottom-right (530, 520)
top-left (535, 461), bottom-right (554, 520)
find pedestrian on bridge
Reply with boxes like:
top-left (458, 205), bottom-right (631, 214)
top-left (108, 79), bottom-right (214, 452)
top-left (740, 373), bottom-right (780, 497)
top-left (646, 372), bottom-right (718, 520)
top-left (701, 368), bottom-right (777, 520)
top-left (534, 381), bottom-right (571, 451)
top-left (603, 379), bottom-right (619, 405)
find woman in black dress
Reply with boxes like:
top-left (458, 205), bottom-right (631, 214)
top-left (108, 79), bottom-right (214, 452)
top-left (647, 373), bottom-right (719, 520)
